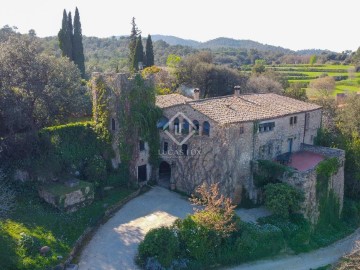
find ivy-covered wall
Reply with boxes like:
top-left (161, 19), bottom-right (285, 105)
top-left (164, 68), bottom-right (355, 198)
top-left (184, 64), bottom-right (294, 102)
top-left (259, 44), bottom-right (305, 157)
top-left (253, 144), bottom-right (345, 224)
top-left (91, 72), bottom-right (161, 184)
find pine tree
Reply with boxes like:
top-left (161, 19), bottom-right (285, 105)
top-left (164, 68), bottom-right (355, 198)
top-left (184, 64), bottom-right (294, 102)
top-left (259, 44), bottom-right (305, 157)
top-left (145, 34), bottom-right (154, 67)
top-left (129, 17), bottom-right (141, 70)
top-left (132, 35), bottom-right (144, 71)
top-left (73, 7), bottom-right (85, 78)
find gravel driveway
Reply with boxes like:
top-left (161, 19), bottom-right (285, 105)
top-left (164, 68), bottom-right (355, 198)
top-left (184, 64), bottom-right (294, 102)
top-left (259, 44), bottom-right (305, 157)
top-left (78, 186), bottom-right (360, 270)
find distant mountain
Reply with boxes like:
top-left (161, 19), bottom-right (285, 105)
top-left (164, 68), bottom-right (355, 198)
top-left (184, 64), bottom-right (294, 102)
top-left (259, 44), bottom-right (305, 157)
top-left (151, 35), bottom-right (200, 47)
top-left (149, 35), bottom-right (336, 55)
top-left (199, 37), bottom-right (293, 53)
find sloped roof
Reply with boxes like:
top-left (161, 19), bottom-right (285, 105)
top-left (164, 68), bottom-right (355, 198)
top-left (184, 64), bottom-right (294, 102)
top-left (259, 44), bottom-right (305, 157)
top-left (155, 94), bottom-right (192, 108)
top-left (156, 93), bottom-right (321, 124)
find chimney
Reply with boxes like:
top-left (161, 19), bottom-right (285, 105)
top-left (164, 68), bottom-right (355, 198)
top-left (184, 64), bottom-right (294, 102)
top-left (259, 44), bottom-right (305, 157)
top-left (234, 85), bottom-right (241, 96)
top-left (193, 88), bottom-right (200, 100)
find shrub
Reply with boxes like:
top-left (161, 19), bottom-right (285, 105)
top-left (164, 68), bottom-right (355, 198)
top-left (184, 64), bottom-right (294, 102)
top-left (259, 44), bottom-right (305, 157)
top-left (84, 155), bottom-right (107, 187)
top-left (190, 183), bottom-right (238, 236)
top-left (236, 223), bottom-right (284, 260)
top-left (264, 183), bottom-right (304, 219)
top-left (138, 226), bottom-right (179, 268)
top-left (173, 216), bottom-right (221, 265)
top-left (258, 214), bottom-right (311, 253)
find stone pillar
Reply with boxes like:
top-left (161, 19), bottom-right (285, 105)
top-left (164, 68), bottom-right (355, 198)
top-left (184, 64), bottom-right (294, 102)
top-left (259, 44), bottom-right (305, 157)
top-left (199, 123), bottom-right (203, 136)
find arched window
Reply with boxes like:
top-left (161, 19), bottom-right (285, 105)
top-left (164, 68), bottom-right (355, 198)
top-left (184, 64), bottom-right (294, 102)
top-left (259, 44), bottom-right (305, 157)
top-left (203, 121), bottom-right (210, 136)
top-left (182, 119), bottom-right (189, 134)
top-left (174, 118), bottom-right (180, 134)
top-left (111, 118), bottom-right (116, 131)
top-left (193, 120), bottom-right (200, 135)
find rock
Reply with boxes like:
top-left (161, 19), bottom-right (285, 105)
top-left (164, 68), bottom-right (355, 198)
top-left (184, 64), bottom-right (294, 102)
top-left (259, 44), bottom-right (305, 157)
top-left (40, 246), bottom-right (50, 255)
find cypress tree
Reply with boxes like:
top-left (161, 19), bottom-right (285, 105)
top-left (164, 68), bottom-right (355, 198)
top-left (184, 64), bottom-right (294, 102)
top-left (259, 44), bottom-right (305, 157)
top-left (132, 35), bottom-right (144, 71)
top-left (145, 34), bottom-right (154, 67)
top-left (67, 11), bottom-right (73, 58)
top-left (129, 17), bottom-right (140, 70)
top-left (73, 7), bottom-right (85, 78)
top-left (58, 10), bottom-right (67, 57)
top-left (58, 9), bottom-right (73, 59)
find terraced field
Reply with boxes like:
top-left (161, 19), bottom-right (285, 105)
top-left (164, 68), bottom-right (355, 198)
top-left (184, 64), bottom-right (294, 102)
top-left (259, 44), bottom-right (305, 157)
top-left (267, 64), bottom-right (360, 98)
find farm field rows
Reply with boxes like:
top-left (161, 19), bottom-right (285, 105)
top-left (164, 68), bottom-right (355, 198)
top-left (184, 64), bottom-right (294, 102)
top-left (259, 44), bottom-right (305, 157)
top-left (267, 64), bottom-right (360, 98)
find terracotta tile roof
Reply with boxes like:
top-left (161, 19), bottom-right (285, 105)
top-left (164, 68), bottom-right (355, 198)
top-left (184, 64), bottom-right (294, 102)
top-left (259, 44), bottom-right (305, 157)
top-left (155, 94), bottom-right (192, 108)
top-left (156, 93), bottom-right (321, 124)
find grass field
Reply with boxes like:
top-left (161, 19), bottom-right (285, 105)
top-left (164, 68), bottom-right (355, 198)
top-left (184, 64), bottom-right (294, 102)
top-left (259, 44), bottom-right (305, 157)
top-left (267, 64), bottom-right (360, 98)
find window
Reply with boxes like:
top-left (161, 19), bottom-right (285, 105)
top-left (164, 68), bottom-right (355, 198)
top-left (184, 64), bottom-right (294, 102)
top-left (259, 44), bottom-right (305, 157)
top-left (182, 119), bottom-right (189, 134)
top-left (290, 116), bottom-right (298, 126)
top-left (193, 120), bottom-right (200, 135)
top-left (258, 122), bottom-right (275, 133)
top-left (111, 118), bottom-right (116, 131)
top-left (203, 121), bottom-right (210, 136)
top-left (182, 144), bottom-right (188, 156)
top-left (139, 140), bottom-right (145, 151)
top-left (174, 118), bottom-right (180, 134)
top-left (240, 126), bottom-right (244, 134)
top-left (163, 141), bottom-right (168, 153)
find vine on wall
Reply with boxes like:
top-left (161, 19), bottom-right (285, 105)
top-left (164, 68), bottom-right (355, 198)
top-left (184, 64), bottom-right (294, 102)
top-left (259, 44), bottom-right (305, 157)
top-left (92, 76), bottom-right (111, 144)
top-left (315, 157), bottom-right (341, 228)
top-left (118, 74), bottom-right (162, 181)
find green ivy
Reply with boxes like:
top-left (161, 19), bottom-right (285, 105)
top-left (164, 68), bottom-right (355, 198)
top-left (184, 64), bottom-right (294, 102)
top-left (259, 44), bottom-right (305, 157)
top-left (254, 160), bottom-right (291, 187)
top-left (315, 158), bottom-right (341, 229)
top-left (92, 77), bottom-right (111, 144)
top-left (118, 74), bottom-right (162, 181)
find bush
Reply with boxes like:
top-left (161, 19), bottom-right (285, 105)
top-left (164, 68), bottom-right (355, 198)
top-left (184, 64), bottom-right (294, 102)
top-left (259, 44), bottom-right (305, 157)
top-left (236, 223), bottom-right (284, 260)
top-left (258, 214), bottom-right (311, 253)
top-left (264, 183), bottom-right (304, 219)
top-left (138, 227), bottom-right (180, 268)
top-left (173, 216), bottom-right (221, 265)
top-left (84, 155), bottom-right (107, 187)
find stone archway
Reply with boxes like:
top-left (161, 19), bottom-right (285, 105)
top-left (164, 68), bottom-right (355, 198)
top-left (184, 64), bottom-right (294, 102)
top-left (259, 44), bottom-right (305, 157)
top-left (158, 161), bottom-right (171, 188)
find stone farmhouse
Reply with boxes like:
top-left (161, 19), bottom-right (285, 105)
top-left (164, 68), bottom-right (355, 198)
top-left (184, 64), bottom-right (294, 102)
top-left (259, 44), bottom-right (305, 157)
top-left (92, 73), bottom-right (345, 223)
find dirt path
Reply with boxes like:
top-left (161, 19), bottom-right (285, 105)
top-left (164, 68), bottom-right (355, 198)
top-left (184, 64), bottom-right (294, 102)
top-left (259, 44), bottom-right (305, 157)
top-left (78, 187), bottom-right (359, 270)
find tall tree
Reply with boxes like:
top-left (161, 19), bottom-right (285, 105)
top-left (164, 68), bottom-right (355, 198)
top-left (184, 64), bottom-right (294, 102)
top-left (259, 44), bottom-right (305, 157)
top-left (73, 7), bottom-right (85, 78)
top-left (132, 35), bottom-right (144, 71)
top-left (128, 17), bottom-right (140, 70)
top-left (145, 34), bottom-right (154, 67)
top-left (58, 9), bottom-right (72, 59)
top-left (67, 11), bottom-right (73, 54)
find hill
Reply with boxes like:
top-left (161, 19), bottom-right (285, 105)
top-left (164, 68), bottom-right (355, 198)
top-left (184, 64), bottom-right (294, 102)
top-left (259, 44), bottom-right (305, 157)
top-left (151, 35), bottom-right (200, 47)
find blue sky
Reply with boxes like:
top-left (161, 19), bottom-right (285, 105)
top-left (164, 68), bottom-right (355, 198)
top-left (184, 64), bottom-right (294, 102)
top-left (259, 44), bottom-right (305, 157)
top-left (0, 0), bottom-right (358, 52)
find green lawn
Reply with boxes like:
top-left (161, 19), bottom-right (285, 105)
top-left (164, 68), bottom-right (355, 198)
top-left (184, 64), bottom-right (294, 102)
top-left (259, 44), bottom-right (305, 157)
top-left (0, 184), bottom-right (133, 270)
